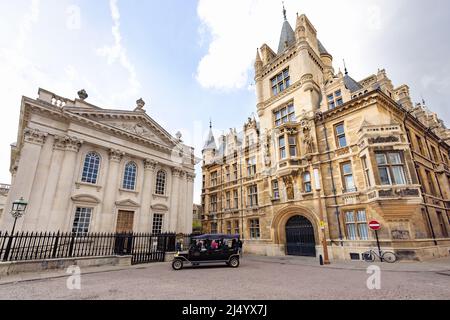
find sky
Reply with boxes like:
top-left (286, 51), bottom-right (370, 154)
top-left (1, 0), bottom-right (450, 204)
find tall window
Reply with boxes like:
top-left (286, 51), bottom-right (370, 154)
top-left (234, 220), bottom-right (240, 235)
top-left (211, 222), bottom-right (218, 234)
top-left (226, 191), bottom-right (231, 209)
top-left (279, 136), bottom-right (286, 159)
top-left (271, 68), bottom-right (290, 96)
top-left (72, 207), bottom-right (92, 236)
top-left (303, 172), bottom-right (312, 193)
top-left (249, 219), bottom-right (261, 239)
top-left (225, 166), bottom-right (230, 182)
top-left (274, 103), bottom-right (295, 127)
top-left (437, 211), bottom-right (448, 238)
top-left (328, 90), bottom-right (343, 110)
top-left (211, 171), bottom-right (218, 187)
top-left (288, 135), bottom-right (297, 157)
top-left (335, 123), bottom-right (347, 148)
top-left (341, 162), bottom-right (356, 192)
top-left (344, 210), bottom-right (369, 240)
top-left (415, 134), bottom-right (425, 155)
top-left (430, 145), bottom-right (439, 162)
top-left (81, 152), bottom-right (100, 184)
top-left (122, 162), bottom-right (137, 190)
top-left (272, 180), bottom-right (280, 199)
top-left (247, 157), bottom-right (256, 177)
top-left (425, 170), bottom-right (437, 196)
top-left (152, 213), bottom-right (163, 234)
top-left (376, 152), bottom-right (406, 185)
top-left (233, 190), bottom-right (239, 209)
top-left (361, 156), bottom-right (372, 187)
top-left (247, 185), bottom-right (258, 207)
top-left (226, 221), bottom-right (232, 235)
top-left (155, 170), bottom-right (166, 195)
top-left (233, 164), bottom-right (238, 180)
top-left (210, 195), bottom-right (217, 212)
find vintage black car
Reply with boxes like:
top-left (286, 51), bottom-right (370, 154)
top-left (171, 234), bottom-right (241, 270)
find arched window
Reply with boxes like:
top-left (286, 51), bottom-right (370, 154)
top-left (155, 170), bottom-right (166, 195)
top-left (122, 162), bottom-right (137, 190)
top-left (81, 152), bottom-right (101, 184)
top-left (303, 172), bottom-right (312, 193)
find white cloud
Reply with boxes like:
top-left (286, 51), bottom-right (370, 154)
top-left (96, 0), bottom-right (141, 99)
top-left (0, 0), bottom-right (143, 184)
top-left (196, 0), bottom-right (398, 91)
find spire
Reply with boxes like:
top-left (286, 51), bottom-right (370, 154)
top-left (255, 48), bottom-right (262, 63)
top-left (203, 119), bottom-right (217, 151)
top-left (343, 59), bottom-right (348, 75)
top-left (277, 3), bottom-right (295, 55)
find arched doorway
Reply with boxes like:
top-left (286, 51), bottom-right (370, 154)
top-left (285, 215), bottom-right (316, 257)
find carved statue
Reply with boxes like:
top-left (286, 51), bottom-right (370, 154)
top-left (77, 89), bottom-right (88, 100)
top-left (283, 176), bottom-right (294, 200)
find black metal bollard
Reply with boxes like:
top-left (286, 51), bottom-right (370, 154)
top-left (319, 254), bottom-right (324, 266)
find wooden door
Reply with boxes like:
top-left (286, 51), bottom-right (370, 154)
top-left (116, 210), bottom-right (135, 233)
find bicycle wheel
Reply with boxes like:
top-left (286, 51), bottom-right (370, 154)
top-left (382, 251), bottom-right (397, 263)
top-left (363, 251), bottom-right (375, 262)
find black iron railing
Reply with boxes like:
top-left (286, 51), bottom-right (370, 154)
top-left (0, 231), bottom-right (192, 265)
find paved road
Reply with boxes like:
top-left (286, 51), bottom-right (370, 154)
top-left (0, 256), bottom-right (449, 300)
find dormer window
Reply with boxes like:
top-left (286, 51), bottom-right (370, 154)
top-left (271, 68), bottom-right (290, 96)
top-left (274, 103), bottom-right (295, 127)
top-left (328, 90), bottom-right (344, 110)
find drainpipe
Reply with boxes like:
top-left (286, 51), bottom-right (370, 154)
top-left (403, 111), bottom-right (437, 245)
top-left (322, 122), bottom-right (344, 245)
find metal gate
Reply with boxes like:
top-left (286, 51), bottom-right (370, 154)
top-left (285, 216), bottom-right (316, 257)
top-left (114, 233), bottom-right (172, 265)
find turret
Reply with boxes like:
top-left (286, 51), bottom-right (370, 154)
top-left (202, 121), bottom-right (217, 165)
top-left (255, 49), bottom-right (264, 108)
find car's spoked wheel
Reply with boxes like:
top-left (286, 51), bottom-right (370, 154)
top-left (229, 257), bottom-right (240, 268)
top-left (172, 260), bottom-right (183, 270)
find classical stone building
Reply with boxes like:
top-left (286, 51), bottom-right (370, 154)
top-left (0, 88), bottom-right (198, 235)
top-left (201, 10), bottom-right (450, 261)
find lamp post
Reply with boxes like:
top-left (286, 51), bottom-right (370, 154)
top-left (10, 197), bottom-right (28, 235)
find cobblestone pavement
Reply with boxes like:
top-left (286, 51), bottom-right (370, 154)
top-left (0, 255), bottom-right (449, 300)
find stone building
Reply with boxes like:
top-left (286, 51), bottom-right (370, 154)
top-left (201, 10), bottom-right (450, 261)
top-left (0, 184), bottom-right (9, 221)
top-left (0, 88), bottom-right (198, 235)
top-left (192, 204), bottom-right (203, 233)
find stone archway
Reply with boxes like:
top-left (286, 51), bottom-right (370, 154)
top-left (285, 215), bottom-right (316, 257)
top-left (271, 205), bottom-right (320, 256)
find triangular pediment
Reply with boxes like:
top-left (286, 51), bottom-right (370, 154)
top-left (65, 108), bottom-right (177, 148)
top-left (115, 199), bottom-right (140, 207)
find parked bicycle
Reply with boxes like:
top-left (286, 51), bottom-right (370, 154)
top-left (362, 249), bottom-right (397, 263)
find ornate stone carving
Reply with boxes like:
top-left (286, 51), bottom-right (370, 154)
top-left (109, 122), bottom-right (157, 140)
top-left (144, 159), bottom-right (157, 171)
top-left (283, 176), bottom-right (295, 200)
top-left (109, 149), bottom-right (125, 162)
top-left (391, 229), bottom-right (410, 240)
top-left (186, 173), bottom-right (196, 182)
top-left (77, 89), bottom-right (88, 100)
top-left (368, 136), bottom-right (400, 144)
top-left (52, 135), bottom-right (83, 152)
top-left (24, 128), bottom-right (48, 145)
top-left (172, 168), bottom-right (184, 177)
top-left (134, 98), bottom-right (146, 112)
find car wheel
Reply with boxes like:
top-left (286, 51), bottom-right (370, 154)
top-left (229, 256), bottom-right (240, 268)
top-left (172, 259), bottom-right (183, 270)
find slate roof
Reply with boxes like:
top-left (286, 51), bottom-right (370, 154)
top-left (277, 20), bottom-right (296, 55)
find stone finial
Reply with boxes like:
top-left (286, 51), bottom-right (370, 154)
top-left (175, 131), bottom-right (182, 141)
top-left (134, 98), bottom-right (146, 112)
top-left (77, 89), bottom-right (88, 100)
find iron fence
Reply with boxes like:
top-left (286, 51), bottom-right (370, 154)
top-left (0, 231), bottom-right (192, 265)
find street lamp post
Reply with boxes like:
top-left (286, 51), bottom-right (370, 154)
top-left (10, 197), bottom-right (28, 235)
top-left (3, 197), bottom-right (28, 262)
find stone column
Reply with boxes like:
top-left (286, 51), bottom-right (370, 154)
top-left (40, 136), bottom-right (66, 230)
top-left (49, 136), bottom-right (83, 232)
top-left (24, 134), bottom-right (54, 229)
top-left (1, 128), bottom-right (47, 232)
top-left (169, 168), bottom-right (182, 232)
top-left (138, 159), bottom-right (157, 232)
top-left (176, 170), bottom-right (187, 233)
top-left (99, 149), bottom-right (124, 232)
top-left (184, 173), bottom-right (196, 234)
